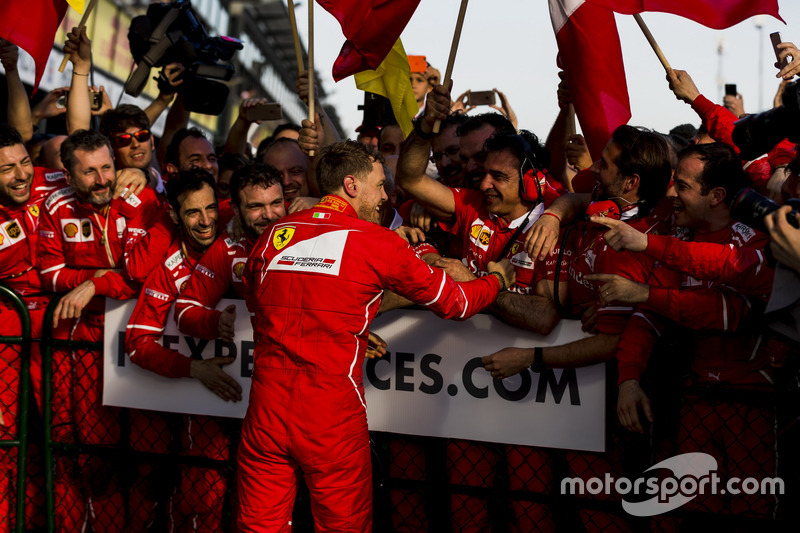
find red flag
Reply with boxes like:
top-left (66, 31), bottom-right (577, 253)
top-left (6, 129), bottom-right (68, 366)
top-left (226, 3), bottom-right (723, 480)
top-left (551, 0), bottom-right (631, 159)
top-left (588, 0), bottom-right (783, 30)
top-left (316, 0), bottom-right (421, 82)
top-left (549, 0), bottom-right (783, 159)
top-left (0, 0), bottom-right (69, 91)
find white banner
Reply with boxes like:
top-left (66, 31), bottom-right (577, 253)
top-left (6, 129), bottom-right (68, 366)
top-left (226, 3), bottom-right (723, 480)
top-left (104, 299), bottom-right (605, 452)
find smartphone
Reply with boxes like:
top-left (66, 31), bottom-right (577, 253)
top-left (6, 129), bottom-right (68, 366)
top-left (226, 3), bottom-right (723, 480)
top-left (55, 90), bottom-right (102, 110)
top-left (725, 84), bottom-right (737, 97)
top-left (247, 103), bottom-right (283, 122)
top-left (771, 32), bottom-right (789, 70)
top-left (466, 90), bottom-right (496, 106)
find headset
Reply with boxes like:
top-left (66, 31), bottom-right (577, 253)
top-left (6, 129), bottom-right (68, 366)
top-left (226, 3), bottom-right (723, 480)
top-left (514, 134), bottom-right (548, 204)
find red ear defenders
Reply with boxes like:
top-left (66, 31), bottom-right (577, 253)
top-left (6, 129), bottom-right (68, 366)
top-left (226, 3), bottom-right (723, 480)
top-left (585, 199), bottom-right (622, 220)
top-left (520, 164), bottom-right (549, 203)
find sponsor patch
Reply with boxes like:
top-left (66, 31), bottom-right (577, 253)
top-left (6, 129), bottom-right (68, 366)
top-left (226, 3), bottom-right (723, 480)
top-left (62, 219), bottom-right (81, 242)
top-left (44, 171), bottom-right (64, 182)
top-left (197, 264), bottom-right (215, 279)
top-left (312, 212), bottom-right (331, 219)
top-left (164, 249), bottom-right (184, 271)
top-left (45, 187), bottom-right (74, 212)
top-left (28, 204), bottom-right (39, 217)
top-left (224, 236), bottom-right (237, 248)
top-left (145, 288), bottom-right (171, 302)
top-left (38, 230), bottom-right (55, 239)
top-left (468, 219), bottom-right (492, 251)
top-left (731, 222), bottom-right (755, 243)
top-left (478, 229), bottom-right (492, 246)
top-left (3, 220), bottom-right (24, 242)
top-left (116, 217), bottom-right (127, 238)
top-left (124, 193), bottom-right (142, 208)
top-left (176, 274), bottom-right (191, 293)
top-left (232, 259), bottom-right (247, 282)
top-left (81, 220), bottom-right (94, 240)
top-left (273, 226), bottom-right (295, 250)
top-left (268, 229), bottom-right (349, 276)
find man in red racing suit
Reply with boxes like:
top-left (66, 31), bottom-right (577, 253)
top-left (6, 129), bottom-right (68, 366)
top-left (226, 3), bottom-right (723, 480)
top-left (238, 141), bottom-right (513, 532)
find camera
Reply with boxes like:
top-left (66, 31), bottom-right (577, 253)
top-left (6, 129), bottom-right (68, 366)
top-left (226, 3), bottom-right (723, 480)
top-left (125, 0), bottom-right (242, 115)
top-left (731, 188), bottom-right (800, 233)
top-left (731, 80), bottom-right (800, 161)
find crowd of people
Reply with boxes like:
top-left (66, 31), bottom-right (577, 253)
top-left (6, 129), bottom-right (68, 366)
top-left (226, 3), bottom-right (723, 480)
top-left (1, 17), bottom-right (800, 533)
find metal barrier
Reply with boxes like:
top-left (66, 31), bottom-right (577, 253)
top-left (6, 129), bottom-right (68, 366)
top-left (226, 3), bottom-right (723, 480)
top-left (0, 283), bottom-right (32, 533)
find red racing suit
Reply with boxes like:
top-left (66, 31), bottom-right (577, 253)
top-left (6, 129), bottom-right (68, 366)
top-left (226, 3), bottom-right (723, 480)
top-left (125, 238), bottom-right (233, 532)
top-left (0, 167), bottom-right (65, 531)
top-left (175, 227), bottom-right (253, 339)
top-left (37, 184), bottom-right (159, 532)
top-left (239, 195), bottom-right (502, 532)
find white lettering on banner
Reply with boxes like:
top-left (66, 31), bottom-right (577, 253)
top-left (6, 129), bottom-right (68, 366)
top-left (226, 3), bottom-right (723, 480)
top-left (103, 301), bottom-right (605, 452)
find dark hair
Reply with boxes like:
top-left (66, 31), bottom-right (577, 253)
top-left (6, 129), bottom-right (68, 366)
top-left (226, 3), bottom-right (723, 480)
top-left (219, 152), bottom-right (250, 173)
top-left (456, 112), bottom-right (515, 138)
top-left (610, 125), bottom-right (672, 213)
top-left (61, 130), bottom-right (114, 176)
top-left (230, 162), bottom-right (282, 209)
top-left (99, 104), bottom-right (150, 138)
top-left (316, 140), bottom-right (384, 196)
top-left (439, 113), bottom-right (467, 133)
top-left (262, 136), bottom-right (302, 162)
top-left (166, 127), bottom-right (208, 166)
top-left (0, 125), bottom-right (24, 150)
top-left (273, 123), bottom-right (301, 137)
top-left (166, 167), bottom-right (216, 212)
top-left (678, 142), bottom-right (746, 204)
top-left (484, 129), bottom-right (550, 172)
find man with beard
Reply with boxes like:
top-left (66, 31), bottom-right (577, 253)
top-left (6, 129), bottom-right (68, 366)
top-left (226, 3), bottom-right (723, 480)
top-left (175, 162), bottom-right (286, 341)
top-left (261, 137), bottom-right (319, 213)
top-left (125, 168), bottom-right (240, 531)
top-left (37, 129), bottom-right (158, 531)
top-left (432, 113), bottom-right (467, 188)
top-left (237, 140), bottom-right (514, 532)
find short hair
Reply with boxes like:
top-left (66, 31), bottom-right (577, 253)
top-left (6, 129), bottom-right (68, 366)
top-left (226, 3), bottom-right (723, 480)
top-left (456, 112), bottom-right (515, 138)
top-left (439, 112), bottom-right (468, 133)
top-left (484, 129), bottom-right (550, 173)
top-left (61, 130), bottom-right (114, 176)
top-left (166, 127), bottom-right (208, 167)
top-left (229, 162), bottom-right (282, 209)
top-left (678, 142), bottom-right (747, 204)
top-left (166, 167), bottom-right (216, 212)
top-left (273, 123), bottom-right (301, 137)
top-left (316, 140), bottom-right (384, 196)
top-left (219, 152), bottom-right (250, 173)
top-left (0, 125), bottom-right (24, 150)
top-left (610, 125), bottom-right (672, 213)
top-left (263, 136), bottom-right (302, 160)
top-left (99, 104), bottom-right (150, 138)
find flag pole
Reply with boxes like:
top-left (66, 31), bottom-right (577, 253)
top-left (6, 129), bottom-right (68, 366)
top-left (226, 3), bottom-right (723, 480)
top-left (433, 0), bottom-right (469, 134)
top-left (633, 14), bottom-right (671, 71)
top-left (58, 0), bottom-right (99, 73)
top-left (307, 0), bottom-right (315, 157)
top-left (287, 0), bottom-right (304, 73)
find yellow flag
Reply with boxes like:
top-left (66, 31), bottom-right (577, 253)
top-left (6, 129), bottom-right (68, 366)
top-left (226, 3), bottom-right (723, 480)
top-left (67, 0), bottom-right (85, 13)
top-left (354, 38), bottom-right (418, 139)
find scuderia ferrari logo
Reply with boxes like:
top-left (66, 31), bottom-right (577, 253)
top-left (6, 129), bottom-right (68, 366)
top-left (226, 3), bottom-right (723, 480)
top-left (273, 227), bottom-right (295, 250)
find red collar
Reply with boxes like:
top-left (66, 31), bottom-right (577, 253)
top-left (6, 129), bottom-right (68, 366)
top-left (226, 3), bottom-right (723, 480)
top-left (315, 195), bottom-right (358, 218)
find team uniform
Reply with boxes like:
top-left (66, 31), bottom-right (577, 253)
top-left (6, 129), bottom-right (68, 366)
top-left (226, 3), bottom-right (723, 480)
top-left (0, 167), bottom-right (65, 531)
top-left (174, 225), bottom-right (254, 339)
top-left (238, 195), bottom-right (502, 532)
top-left (125, 238), bottom-right (233, 531)
top-left (37, 184), bottom-right (159, 532)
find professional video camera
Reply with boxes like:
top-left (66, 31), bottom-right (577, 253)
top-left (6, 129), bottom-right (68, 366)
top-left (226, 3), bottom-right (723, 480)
top-left (125, 0), bottom-right (242, 115)
top-left (732, 188), bottom-right (800, 233)
top-left (731, 80), bottom-right (800, 161)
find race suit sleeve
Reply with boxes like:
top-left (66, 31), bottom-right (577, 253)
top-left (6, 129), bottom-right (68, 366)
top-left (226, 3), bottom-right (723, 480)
top-left (691, 95), bottom-right (738, 150)
top-left (90, 270), bottom-right (140, 300)
top-left (641, 284), bottom-right (754, 333)
top-left (380, 234), bottom-right (500, 320)
top-left (125, 263), bottom-right (193, 379)
top-left (616, 311), bottom-right (664, 384)
top-left (175, 239), bottom-right (229, 339)
top-left (645, 234), bottom-right (773, 297)
top-left (124, 211), bottom-right (175, 283)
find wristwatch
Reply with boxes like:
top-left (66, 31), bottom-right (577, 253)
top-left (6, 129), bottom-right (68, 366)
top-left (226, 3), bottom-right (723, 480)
top-left (529, 347), bottom-right (546, 373)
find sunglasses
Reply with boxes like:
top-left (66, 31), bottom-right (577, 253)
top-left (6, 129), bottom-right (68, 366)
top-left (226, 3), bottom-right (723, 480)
top-left (112, 130), bottom-right (151, 148)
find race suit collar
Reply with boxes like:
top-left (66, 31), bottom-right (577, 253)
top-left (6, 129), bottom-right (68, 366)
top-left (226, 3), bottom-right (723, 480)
top-left (316, 195), bottom-right (358, 218)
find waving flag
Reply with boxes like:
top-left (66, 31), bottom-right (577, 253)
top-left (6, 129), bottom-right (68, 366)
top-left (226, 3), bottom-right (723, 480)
top-left (0, 0), bottom-right (71, 91)
top-left (317, 0), bottom-right (421, 81)
top-left (549, 0), bottom-right (783, 159)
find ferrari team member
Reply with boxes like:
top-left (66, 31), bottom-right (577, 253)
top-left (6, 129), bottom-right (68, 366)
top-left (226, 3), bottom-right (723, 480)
top-left (238, 140), bottom-right (514, 532)
top-left (175, 162), bottom-right (285, 341)
top-left (0, 125), bottom-right (67, 530)
top-left (125, 168), bottom-right (240, 531)
top-left (37, 129), bottom-right (157, 532)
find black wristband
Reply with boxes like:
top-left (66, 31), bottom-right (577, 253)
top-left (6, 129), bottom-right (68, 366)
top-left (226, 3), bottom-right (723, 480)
top-left (530, 347), bottom-right (546, 373)
top-left (414, 121), bottom-right (434, 140)
top-left (489, 271), bottom-right (507, 292)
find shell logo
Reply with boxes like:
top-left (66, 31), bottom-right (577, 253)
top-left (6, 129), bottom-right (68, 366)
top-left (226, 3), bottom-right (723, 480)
top-left (64, 223), bottom-right (78, 238)
top-left (470, 224), bottom-right (482, 239)
top-left (233, 261), bottom-right (246, 280)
